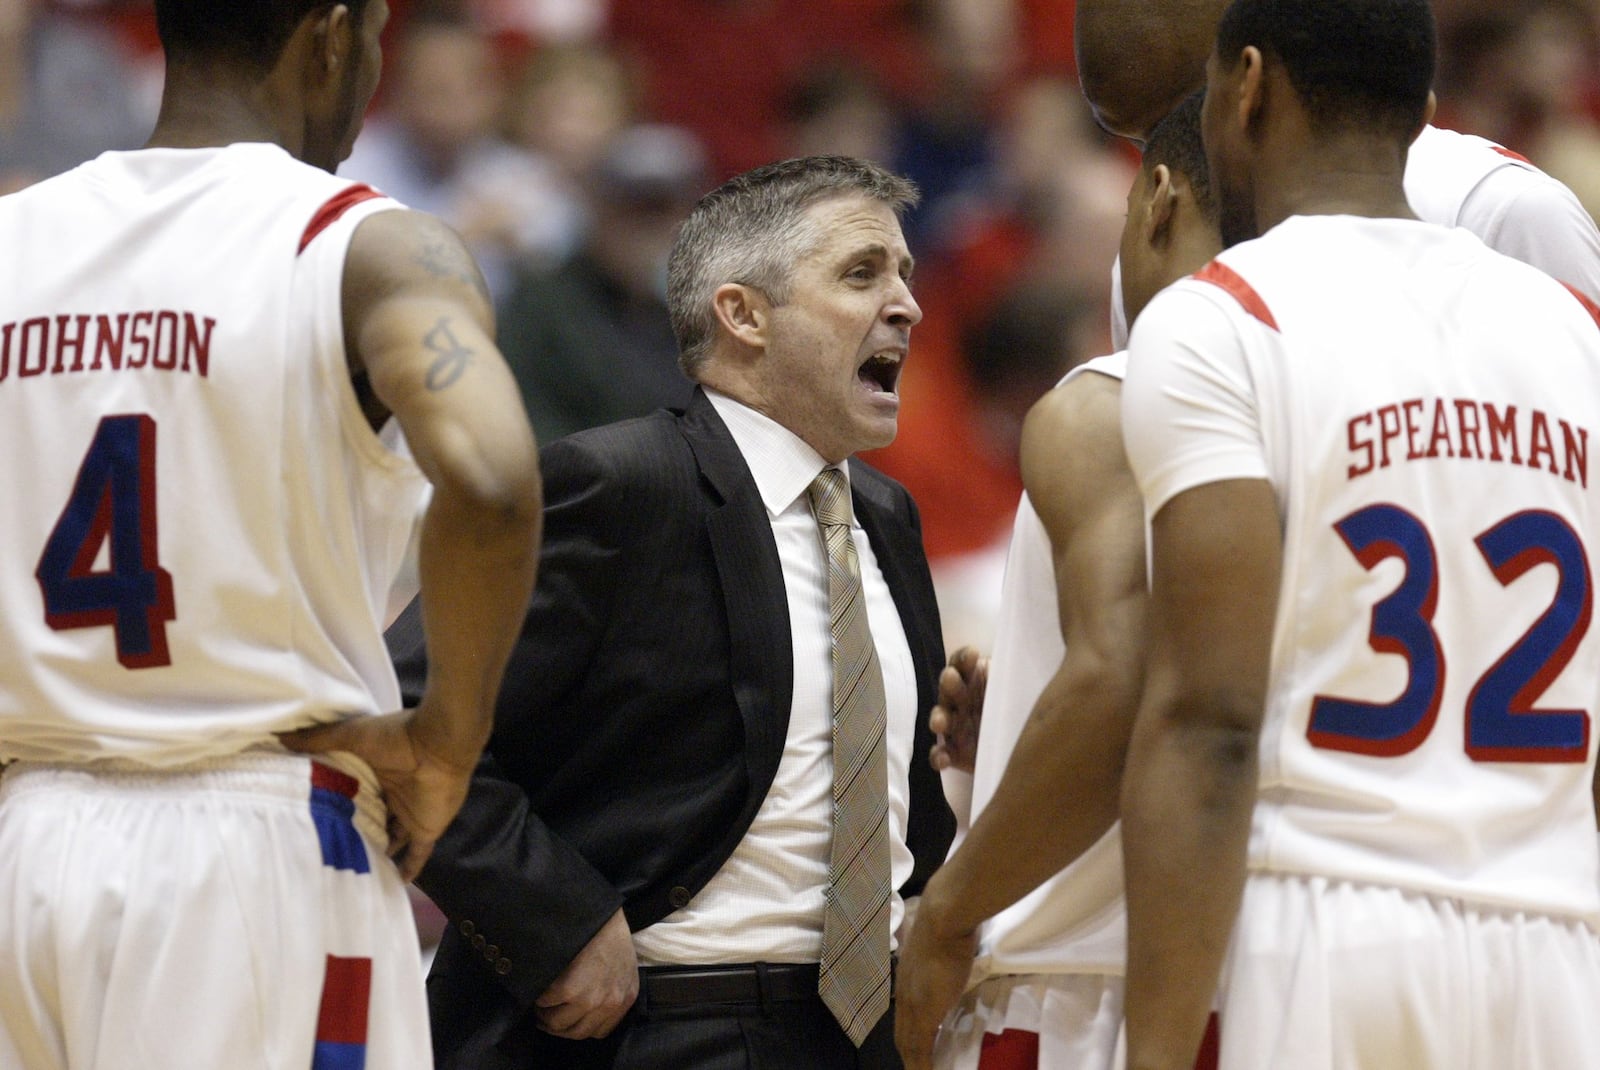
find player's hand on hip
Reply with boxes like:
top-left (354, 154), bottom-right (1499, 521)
top-left (928, 646), bottom-right (988, 774)
top-left (277, 704), bottom-right (478, 882)
top-left (533, 907), bottom-right (639, 1039)
top-left (893, 890), bottom-right (978, 1070)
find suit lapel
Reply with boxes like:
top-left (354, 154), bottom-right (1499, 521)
top-left (680, 390), bottom-right (794, 795)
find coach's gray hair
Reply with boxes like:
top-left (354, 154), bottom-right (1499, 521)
top-left (667, 155), bottom-right (920, 378)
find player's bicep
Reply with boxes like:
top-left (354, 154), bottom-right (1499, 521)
top-left (1023, 373), bottom-right (1147, 690)
top-left (1145, 478), bottom-right (1281, 735)
top-left (345, 212), bottom-right (535, 498)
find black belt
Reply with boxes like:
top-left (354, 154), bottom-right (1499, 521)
top-left (639, 962), bottom-right (821, 1008)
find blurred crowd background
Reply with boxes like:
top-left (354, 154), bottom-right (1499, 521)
top-left (11, 0), bottom-right (1600, 653)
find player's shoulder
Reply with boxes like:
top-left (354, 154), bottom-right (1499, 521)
top-left (1407, 124), bottom-right (1578, 227)
top-left (1026, 355), bottom-right (1125, 453)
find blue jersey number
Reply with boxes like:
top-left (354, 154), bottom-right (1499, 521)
top-left (35, 414), bottom-right (175, 669)
top-left (1309, 504), bottom-right (1590, 763)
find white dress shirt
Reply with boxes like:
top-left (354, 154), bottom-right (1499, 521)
top-left (631, 389), bottom-right (918, 965)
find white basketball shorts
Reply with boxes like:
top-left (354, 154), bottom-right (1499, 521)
top-left (1216, 872), bottom-right (1600, 1070)
top-left (0, 752), bottom-right (430, 1070)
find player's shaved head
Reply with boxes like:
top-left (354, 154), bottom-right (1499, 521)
top-left (1075, 0), bottom-right (1231, 141)
top-left (1216, 0), bottom-right (1435, 144)
top-left (155, 0), bottom-right (374, 77)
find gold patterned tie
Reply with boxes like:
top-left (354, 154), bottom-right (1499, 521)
top-left (807, 466), bottom-right (892, 1047)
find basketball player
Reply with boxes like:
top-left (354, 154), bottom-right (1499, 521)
top-left (1120, 2), bottom-right (1600, 1067)
top-left (1075, 0), bottom-right (1600, 350)
top-left (0, 2), bottom-right (541, 1068)
top-left (895, 93), bottom-right (1219, 1070)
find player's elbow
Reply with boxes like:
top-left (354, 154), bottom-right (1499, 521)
top-left (429, 432), bottom-right (543, 541)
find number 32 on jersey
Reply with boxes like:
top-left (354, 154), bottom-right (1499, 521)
top-left (1310, 503), bottom-right (1590, 763)
top-left (35, 414), bottom-right (175, 669)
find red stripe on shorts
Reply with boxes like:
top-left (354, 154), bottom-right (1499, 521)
top-left (298, 184), bottom-right (385, 255)
top-left (316, 955), bottom-right (372, 1045)
top-left (311, 761), bottom-right (359, 800)
top-left (978, 1028), bottom-right (1039, 1070)
top-left (1194, 260), bottom-right (1280, 331)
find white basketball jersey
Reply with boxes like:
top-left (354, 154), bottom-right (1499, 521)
top-left (1110, 124), bottom-right (1600, 348)
top-left (0, 144), bottom-right (427, 765)
top-left (970, 353), bottom-right (1130, 979)
top-left (1123, 216), bottom-right (1600, 920)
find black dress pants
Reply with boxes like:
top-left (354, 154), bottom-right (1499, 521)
top-left (510, 963), bottom-right (903, 1070)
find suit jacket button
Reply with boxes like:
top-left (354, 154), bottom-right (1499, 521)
top-left (459, 920), bottom-right (476, 938)
top-left (486, 944), bottom-right (500, 960)
top-left (495, 957), bottom-right (513, 975)
top-left (669, 886), bottom-right (692, 909)
top-left (472, 934), bottom-right (487, 951)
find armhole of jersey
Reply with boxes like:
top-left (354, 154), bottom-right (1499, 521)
top-left (293, 192), bottom-right (420, 479)
top-left (1062, 351), bottom-right (1128, 388)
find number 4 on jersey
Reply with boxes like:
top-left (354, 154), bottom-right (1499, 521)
top-left (35, 414), bottom-right (175, 669)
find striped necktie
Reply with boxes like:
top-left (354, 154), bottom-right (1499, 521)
top-left (807, 466), bottom-right (891, 1047)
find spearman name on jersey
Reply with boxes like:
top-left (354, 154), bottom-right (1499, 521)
top-left (1122, 215), bottom-right (1600, 922)
top-left (966, 353), bottom-right (1129, 984)
top-left (0, 143), bottom-right (428, 766)
top-left (1109, 124), bottom-right (1600, 349)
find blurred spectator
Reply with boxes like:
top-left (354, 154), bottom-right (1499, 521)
top-left (501, 40), bottom-right (635, 240)
top-left (340, 7), bottom-right (575, 298)
top-left (605, 0), bottom-right (932, 179)
top-left (495, 123), bottom-right (709, 442)
top-left (1437, 0), bottom-right (1600, 222)
top-left (0, 0), bottom-right (150, 193)
top-left (891, 0), bottom-right (1021, 257)
top-left (471, 0), bottom-right (607, 44)
top-left (782, 60), bottom-right (898, 166)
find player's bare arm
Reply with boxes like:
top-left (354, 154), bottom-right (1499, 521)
top-left (282, 209), bottom-right (542, 881)
top-left (1120, 479), bottom-right (1280, 1070)
top-left (896, 371), bottom-right (1148, 1069)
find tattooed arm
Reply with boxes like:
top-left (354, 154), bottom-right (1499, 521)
top-left (280, 209), bottom-right (542, 881)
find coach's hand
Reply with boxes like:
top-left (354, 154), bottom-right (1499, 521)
top-left (278, 701), bottom-right (479, 881)
top-left (894, 875), bottom-right (978, 1070)
top-left (928, 646), bottom-right (988, 774)
top-left (534, 907), bottom-right (639, 1039)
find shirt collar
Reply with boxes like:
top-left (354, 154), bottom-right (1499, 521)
top-left (704, 387), bottom-right (851, 519)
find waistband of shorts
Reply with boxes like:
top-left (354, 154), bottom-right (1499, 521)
top-left (0, 749), bottom-right (388, 841)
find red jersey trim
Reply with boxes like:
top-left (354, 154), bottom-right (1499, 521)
top-left (1564, 283), bottom-right (1600, 331)
top-left (298, 184), bottom-right (385, 255)
top-left (1194, 260), bottom-right (1280, 331)
top-left (1492, 145), bottom-right (1534, 165)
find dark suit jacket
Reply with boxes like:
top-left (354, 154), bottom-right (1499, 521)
top-left (391, 388), bottom-right (954, 1066)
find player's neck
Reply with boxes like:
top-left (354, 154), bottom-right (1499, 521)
top-left (1254, 136), bottom-right (1417, 234)
top-left (144, 66), bottom-right (300, 158)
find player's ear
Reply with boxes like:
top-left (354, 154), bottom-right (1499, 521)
top-left (1411, 90), bottom-right (1438, 145)
top-left (1144, 164), bottom-right (1178, 245)
top-left (303, 3), bottom-right (355, 95)
top-left (1237, 45), bottom-right (1266, 133)
top-left (712, 283), bottom-right (771, 351)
